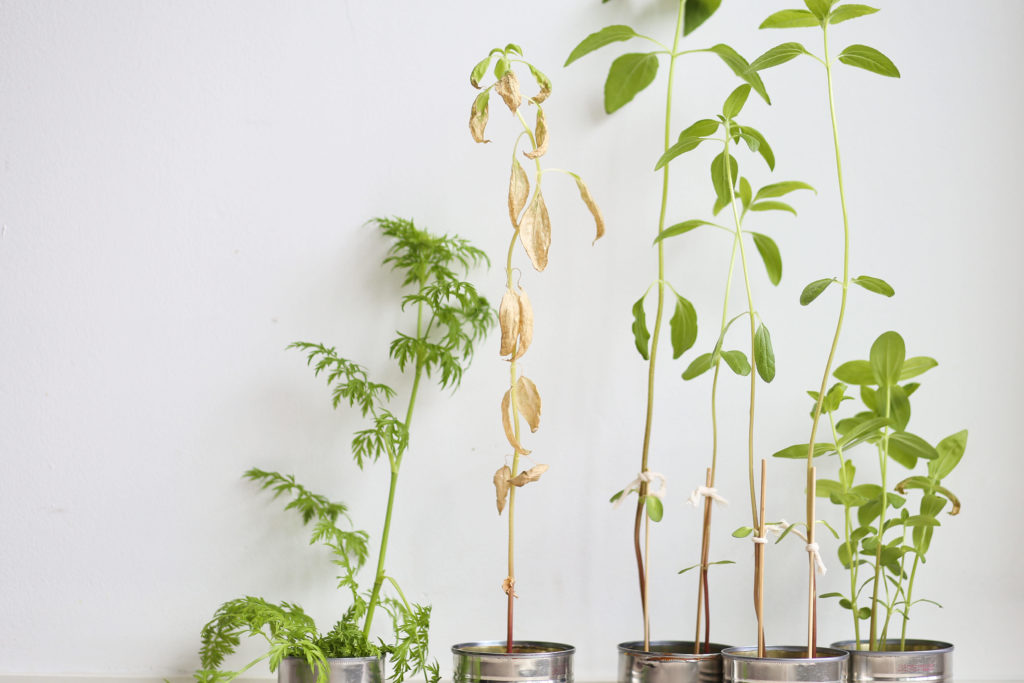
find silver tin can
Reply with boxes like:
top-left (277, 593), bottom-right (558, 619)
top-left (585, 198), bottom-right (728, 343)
top-left (452, 640), bottom-right (575, 683)
top-left (722, 646), bottom-right (849, 683)
top-left (831, 639), bottom-right (952, 682)
top-left (277, 655), bottom-right (383, 683)
top-left (618, 641), bottom-right (727, 683)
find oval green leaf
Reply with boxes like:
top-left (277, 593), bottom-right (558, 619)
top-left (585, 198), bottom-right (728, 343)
top-left (655, 219), bottom-right (714, 243)
top-left (565, 25), bottom-right (641, 66)
top-left (755, 180), bottom-right (816, 200)
top-left (723, 84), bottom-right (752, 118)
top-left (750, 42), bottom-right (810, 71)
top-left (800, 278), bottom-right (834, 305)
top-left (750, 200), bottom-right (796, 215)
top-left (829, 4), bottom-right (880, 24)
top-left (721, 349), bottom-right (751, 376)
top-left (605, 52), bottom-right (660, 113)
top-left (645, 495), bottom-right (664, 522)
top-left (834, 359), bottom-right (874, 385)
top-left (754, 323), bottom-right (776, 382)
top-left (684, 0), bottom-right (723, 35)
top-left (631, 294), bottom-right (651, 360)
top-left (852, 275), bottom-right (895, 297)
top-left (670, 294), bottom-right (698, 359)
top-left (838, 44), bottom-right (901, 78)
top-left (682, 352), bottom-right (714, 380)
top-left (759, 9), bottom-right (820, 29)
top-left (900, 356), bottom-right (937, 380)
top-left (704, 44), bottom-right (771, 104)
top-left (750, 232), bottom-right (782, 285)
top-left (870, 331), bottom-right (905, 386)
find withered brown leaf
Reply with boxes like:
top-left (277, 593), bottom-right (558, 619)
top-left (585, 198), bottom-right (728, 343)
top-left (508, 157), bottom-right (529, 228)
top-left (524, 107), bottom-right (548, 160)
top-left (498, 288), bottom-right (520, 358)
top-left (501, 388), bottom-right (530, 454)
top-left (470, 90), bottom-right (490, 144)
top-left (495, 71), bottom-right (522, 113)
top-left (494, 465), bottom-right (512, 514)
top-left (511, 463), bottom-right (548, 487)
top-left (518, 188), bottom-right (551, 272)
top-left (575, 176), bottom-right (605, 243)
top-left (514, 375), bottom-right (541, 433)
top-left (513, 287), bottom-right (533, 361)
top-left (502, 577), bottom-right (517, 597)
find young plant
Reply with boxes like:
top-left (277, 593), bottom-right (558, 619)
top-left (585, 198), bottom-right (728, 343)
top-left (469, 44), bottom-right (604, 653)
top-left (748, 0), bottom-right (901, 655)
top-left (567, 0), bottom-right (771, 650)
top-left (193, 217), bottom-right (493, 682)
top-left (775, 331), bottom-right (966, 650)
top-left (656, 82), bottom-right (813, 654)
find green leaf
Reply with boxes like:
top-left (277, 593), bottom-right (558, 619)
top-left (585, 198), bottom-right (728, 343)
top-left (750, 42), bottom-right (811, 71)
top-left (819, 382), bottom-right (851, 414)
top-left (678, 559), bottom-right (735, 574)
top-left (609, 489), bottom-right (625, 503)
top-left (645, 495), bottom-right (664, 522)
top-left (773, 442), bottom-right (835, 459)
top-left (834, 359), bottom-right (875, 385)
top-left (750, 200), bottom-right (796, 215)
top-left (736, 126), bottom-right (775, 170)
top-left (929, 429), bottom-right (967, 481)
top-left (804, 0), bottom-right (832, 20)
top-left (704, 44), bottom-right (771, 104)
top-left (760, 9), bottom-right (821, 29)
top-left (857, 607), bottom-right (872, 620)
top-left (631, 294), bottom-right (651, 360)
top-left (670, 294), bottom-right (698, 359)
top-left (829, 4), bottom-right (880, 24)
top-left (838, 44), bottom-right (901, 78)
top-left (838, 416), bottom-right (891, 449)
top-left (721, 350), bottom-right (751, 376)
top-left (655, 136), bottom-right (707, 170)
top-left (470, 56), bottom-right (492, 88)
top-left (494, 56), bottom-right (509, 79)
top-left (605, 53), bottom-right (660, 113)
top-left (565, 25), bottom-right (641, 66)
top-left (681, 118), bottom-right (722, 138)
top-left (732, 526), bottom-right (754, 538)
top-left (889, 384), bottom-right (911, 431)
top-left (816, 478), bottom-right (843, 498)
top-left (852, 275), bottom-right (895, 297)
top-left (800, 278), bottom-right (834, 305)
top-left (684, 0), bottom-right (723, 35)
top-left (723, 84), bottom-right (752, 118)
top-left (682, 352), bottom-right (714, 380)
top-left (904, 514), bottom-right (940, 528)
top-left (655, 219), bottom-right (715, 242)
top-left (839, 461), bottom-right (857, 489)
top-left (754, 323), bottom-right (776, 382)
top-left (739, 177), bottom-right (753, 209)
top-left (900, 356), bottom-right (937, 380)
top-left (870, 331), bottom-right (905, 387)
top-left (505, 43), bottom-right (523, 56)
top-left (755, 180), bottom-right (815, 200)
top-left (751, 232), bottom-right (783, 285)
top-left (889, 432), bottom-right (938, 469)
top-left (711, 152), bottom-right (739, 206)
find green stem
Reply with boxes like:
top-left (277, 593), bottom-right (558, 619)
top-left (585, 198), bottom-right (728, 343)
top-left (634, 0), bottom-right (686, 651)
top-left (829, 413), bottom-right (860, 645)
top-left (869, 388), bottom-right (892, 649)
top-left (362, 298), bottom-right (426, 638)
top-left (900, 552), bottom-right (921, 649)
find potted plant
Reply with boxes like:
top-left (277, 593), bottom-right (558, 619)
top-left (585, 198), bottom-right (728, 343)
top-left (565, 2), bottom-right (784, 680)
top-left (189, 217), bottom-right (493, 683)
top-left (735, 1), bottom-right (963, 681)
top-left (455, 43), bottom-right (604, 683)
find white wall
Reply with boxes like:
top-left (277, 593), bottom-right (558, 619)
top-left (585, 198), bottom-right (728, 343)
top-left (1, 0), bottom-right (1021, 680)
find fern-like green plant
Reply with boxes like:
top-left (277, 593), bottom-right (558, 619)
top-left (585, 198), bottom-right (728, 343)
top-left (192, 217), bottom-right (493, 683)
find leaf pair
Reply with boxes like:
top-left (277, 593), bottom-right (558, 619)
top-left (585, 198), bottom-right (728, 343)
top-left (498, 286), bottom-right (534, 360)
top-left (501, 375), bottom-right (541, 454)
top-left (493, 463), bottom-right (550, 514)
top-left (631, 290), bottom-right (697, 361)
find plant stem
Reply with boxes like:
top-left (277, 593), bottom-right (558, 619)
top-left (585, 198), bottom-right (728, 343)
top-left (634, 0), bottom-right (685, 651)
top-left (900, 552), bottom-right (921, 649)
top-left (829, 414), bottom-right (860, 645)
top-left (363, 299), bottom-right (427, 637)
top-left (869, 388), bottom-right (892, 649)
top-left (804, 19), bottom-right (852, 657)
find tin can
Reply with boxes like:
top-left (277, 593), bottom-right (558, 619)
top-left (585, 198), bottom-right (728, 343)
top-left (452, 641), bottom-right (575, 683)
top-left (618, 640), bottom-right (727, 683)
top-left (831, 639), bottom-right (952, 682)
top-left (277, 655), bottom-right (383, 683)
top-left (722, 646), bottom-right (849, 683)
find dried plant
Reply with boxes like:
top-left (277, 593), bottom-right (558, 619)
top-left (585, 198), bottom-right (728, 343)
top-left (468, 43), bottom-right (603, 652)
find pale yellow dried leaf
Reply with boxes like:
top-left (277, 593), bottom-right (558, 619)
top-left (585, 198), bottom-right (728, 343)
top-left (518, 188), bottom-right (551, 272)
top-left (511, 463), bottom-right (548, 487)
top-left (530, 81), bottom-right (551, 105)
top-left (495, 71), bottom-right (522, 113)
top-left (575, 176), bottom-right (605, 243)
top-left (502, 577), bottom-right (518, 597)
top-left (498, 288), bottom-right (520, 358)
top-left (494, 465), bottom-right (512, 514)
top-left (469, 91), bottom-right (490, 144)
top-left (513, 287), bottom-right (533, 361)
top-left (501, 388), bottom-right (530, 454)
top-left (524, 108), bottom-right (548, 160)
top-left (514, 375), bottom-right (541, 433)
top-left (508, 158), bottom-right (529, 228)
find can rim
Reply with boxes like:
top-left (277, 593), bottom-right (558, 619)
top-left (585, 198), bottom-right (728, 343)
top-left (452, 640), bottom-right (575, 657)
top-left (721, 645), bottom-right (849, 662)
top-left (831, 639), bottom-right (953, 655)
top-left (618, 640), bottom-right (728, 657)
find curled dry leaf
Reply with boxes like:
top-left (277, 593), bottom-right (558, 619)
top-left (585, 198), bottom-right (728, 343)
top-left (494, 465), bottom-right (512, 514)
top-left (514, 375), bottom-right (541, 433)
top-left (470, 90), bottom-right (490, 144)
top-left (531, 80), bottom-right (551, 105)
top-left (518, 188), bottom-right (551, 271)
top-left (501, 388), bottom-right (530, 454)
top-left (498, 288), bottom-right (520, 358)
top-left (508, 157), bottom-right (529, 228)
top-left (514, 287), bottom-right (533, 360)
top-left (523, 107), bottom-right (548, 160)
top-left (502, 577), bottom-right (518, 598)
top-left (511, 463), bottom-right (548, 487)
top-left (495, 70), bottom-right (522, 113)
top-left (575, 176), bottom-right (605, 243)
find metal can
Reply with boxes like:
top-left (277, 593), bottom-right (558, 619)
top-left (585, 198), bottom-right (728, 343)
top-left (452, 641), bottom-right (575, 683)
top-left (618, 640), bottom-right (728, 683)
top-left (831, 639), bottom-right (952, 682)
top-left (277, 655), bottom-right (383, 683)
top-left (722, 646), bottom-right (849, 683)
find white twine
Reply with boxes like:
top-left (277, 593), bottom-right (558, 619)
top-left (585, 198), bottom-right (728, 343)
top-left (752, 536), bottom-right (767, 545)
top-left (806, 541), bottom-right (827, 575)
top-left (687, 485), bottom-right (729, 508)
top-left (613, 470), bottom-right (667, 508)
top-left (761, 519), bottom-right (828, 575)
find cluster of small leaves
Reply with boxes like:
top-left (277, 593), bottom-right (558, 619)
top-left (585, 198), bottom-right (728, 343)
top-left (314, 618), bottom-right (381, 659)
top-left (380, 595), bottom-right (437, 683)
top-left (774, 331), bottom-right (966, 638)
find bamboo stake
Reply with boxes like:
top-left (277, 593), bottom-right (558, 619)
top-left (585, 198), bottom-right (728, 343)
top-left (807, 467), bottom-right (818, 658)
top-left (694, 468), bottom-right (714, 654)
top-left (756, 459), bottom-right (767, 658)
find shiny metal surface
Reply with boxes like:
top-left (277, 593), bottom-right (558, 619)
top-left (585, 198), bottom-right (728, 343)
top-left (452, 640), bottom-right (575, 683)
top-left (618, 640), bottom-right (727, 683)
top-left (277, 655), bottom-right (383, 683)
top-left (831, 639), bottom-right (953, 682)
top-left (722, 646), bottom-right (848, 683)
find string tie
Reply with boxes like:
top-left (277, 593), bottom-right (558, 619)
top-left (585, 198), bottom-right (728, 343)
top-left (687, 485), bottom-right (729, 508)
top-left (612, 470), bottom-right (667, 508)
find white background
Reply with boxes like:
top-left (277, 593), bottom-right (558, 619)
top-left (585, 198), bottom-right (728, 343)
top-left (1, 0), bottom-right (1021, 680)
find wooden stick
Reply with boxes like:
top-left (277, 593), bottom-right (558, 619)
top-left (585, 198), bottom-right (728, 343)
top-left (807, 466), bottom-right (818, 658)
top-left (694, 468), bottom-right (714, 654)
top-left (756, 459), bottom-right (767, 658)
